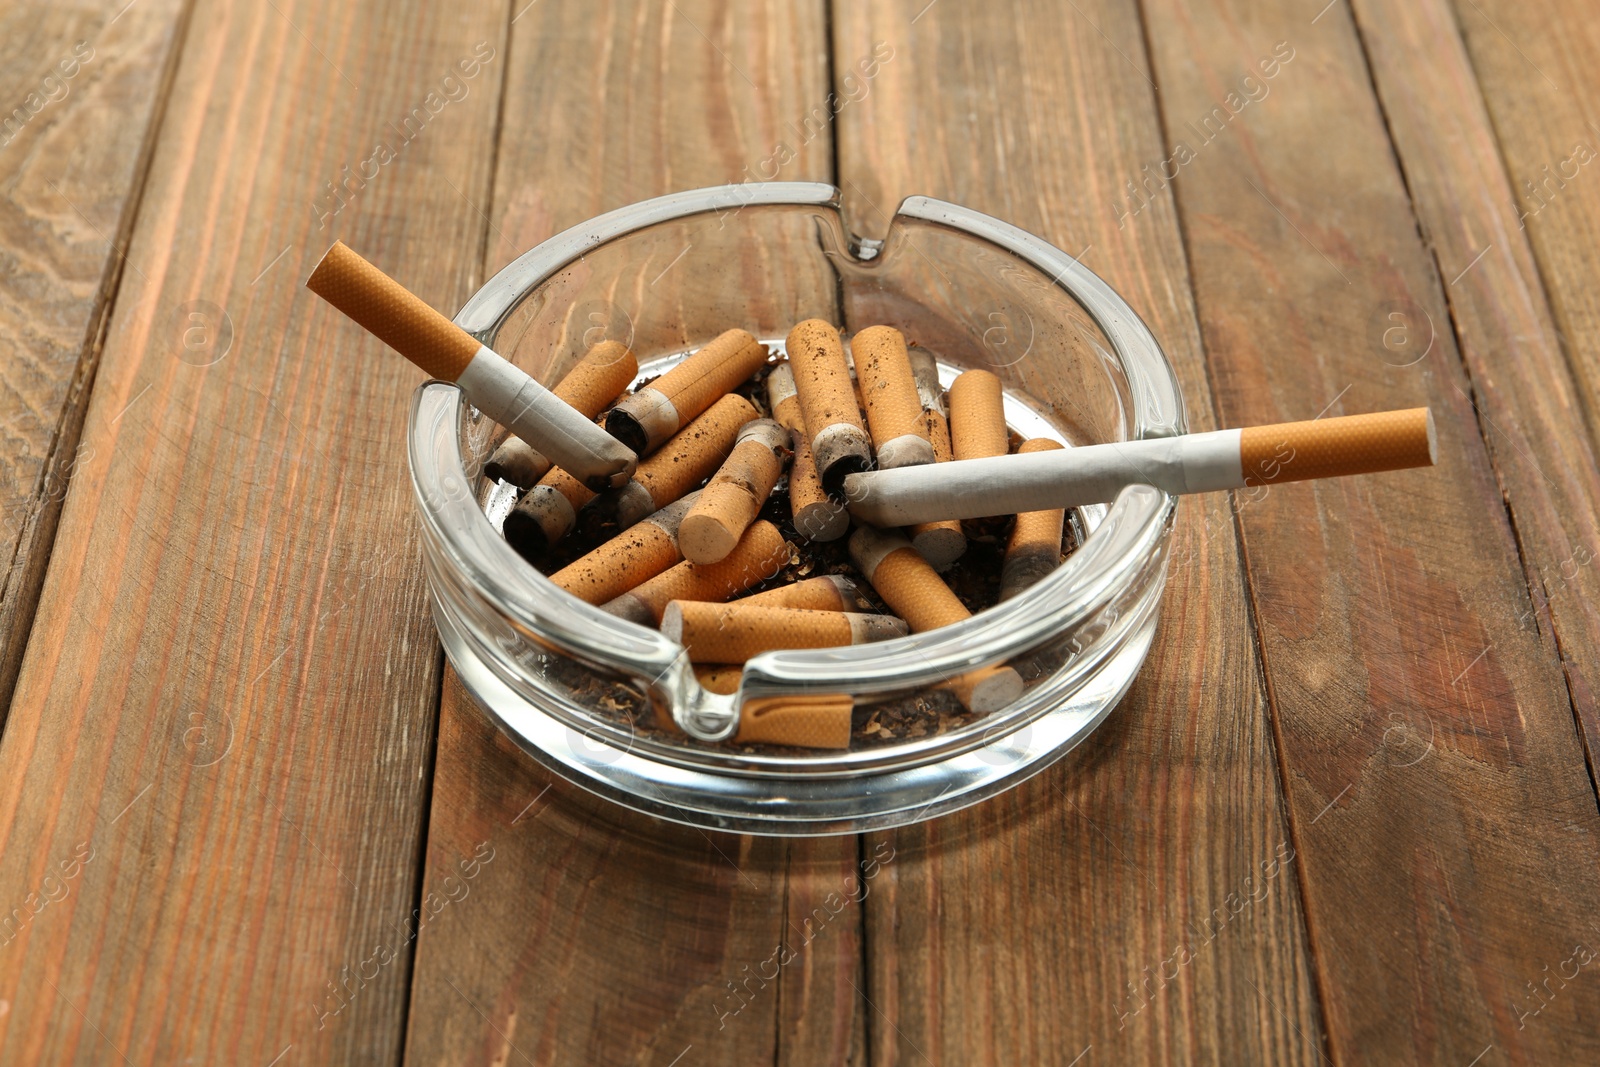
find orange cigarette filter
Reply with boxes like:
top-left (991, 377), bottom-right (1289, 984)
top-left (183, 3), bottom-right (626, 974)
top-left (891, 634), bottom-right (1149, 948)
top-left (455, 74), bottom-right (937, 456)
top-left (503, 465), bottom-right (596, 556)
top-left (587, 393), bottom-right (758, 531)
top-left (767, 363), bottom-right (848, 542)
top-left (739, 574), bottom-right (857, 612)
top-left (849, 527), bottom-right (1024, 713)
top-left (679, 419), bottom-right (790, 565)
top-left (485, 340), bottom-right (639, 488)
top-left (1000, 439), bottom-right (1066, 601)
top-left (661, 601), bottom-right (909, 663)
top-left (786, 319), bottom-right (873, 493)
top-left (605, 328), bottom-right (768, 455)
top-left (1239, 408), bottom-right (1436, 484)
top-left (676, 669), bottom-right (857, 750)
top-left (853, 325), bottom-right (934, 469)
top-left (602, 519), bottom-right (790, 626)
top-left (948, 368), bottom-right (1010, 461)
top-left (548, 491), bottom-right (699, 604)
top-left (906, 349), bottom-right (966, 570)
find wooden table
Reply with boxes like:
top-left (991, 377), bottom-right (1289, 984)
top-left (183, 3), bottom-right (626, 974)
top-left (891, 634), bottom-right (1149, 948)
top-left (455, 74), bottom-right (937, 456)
top-left (2, 1), bottom-right (1599, 1063)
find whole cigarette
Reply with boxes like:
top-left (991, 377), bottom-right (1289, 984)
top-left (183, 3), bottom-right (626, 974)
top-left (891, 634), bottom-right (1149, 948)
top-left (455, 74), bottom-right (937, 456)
top-left (503, 467), bottom-right (595, 556)
top-left (584, 393), bottom-right (758, 532)
top-left (786, 319), bottom-right (873, 495)
top-left (739, 574), bottom-right (858, 612)
top-left (948, 368), bottom-right (1010, 461)
top-left (548, 492), bottom-right (700, 604)
top-left (679, 419), bottom-right (791, 565)
top-left (484, 340), bottom-right (638, 488)
top-left (906, 350), bottom-right (966, 570)
top-left (854, 326), bottom-right (934, 469)
top-left (1001, 439), bottom-right (1066, 601)
top-left (849, 527), bottom-right (1024, 713)
top-left (767, 364), bottom-right (848, 541)
top-left (605, 328), bottom-right (768, 455)
top-left (662, 601), bottom-right (909, 663)
top-left (603, 519), bottom-right (790, 626)
top-left (682, 668), bottom-right (856, 749)
top-left (843, 408), bottom-right (1439, 526)
top-left (306, 242), bottom-right (636, 489)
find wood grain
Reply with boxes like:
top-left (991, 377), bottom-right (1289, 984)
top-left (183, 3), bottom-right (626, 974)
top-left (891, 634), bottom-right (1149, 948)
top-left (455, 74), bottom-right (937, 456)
top-left (0, 0), bottom-right (188, 723)
top-left (400, 3), bottom-right (865, 1065)
top-left (1139, 0), bottom-right (1600, 1058)
top-left (0, 0), bottom-right (509, 1062)
top-left (836, 2), bottom-right (1322, 1063)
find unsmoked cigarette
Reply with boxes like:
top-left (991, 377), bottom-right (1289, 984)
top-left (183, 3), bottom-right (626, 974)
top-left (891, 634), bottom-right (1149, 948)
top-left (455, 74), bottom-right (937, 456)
top-left (849, 526), bottom-right (1024, 713)
top-left (661, 601), bottom-right (908, 663)
top-left (842, 408), bottom-right (1439, 526)
top-left (905, 349), bottom-right (966, 570)
top-left (1000, 439), bottom-right (1066, 601)
top-left (548, 492), bottom-right (700, 604)
top-left (484, 340), bottom-right (638, 488)
top-left (853, 326), bottom-right (934, 469)
top-left (948, 368), bottom-right (1010, 461)
top-left (585, 393), bottom-right (758, 533)
top-left (786, 319), bottom-right (873, 495)
top-left (767, 363), bottom-right (847, 542)
top-left (739, 574), bottom-right (858, 612)
top-left (306, 241), bottom-right (636, 489)
top-left (679, 419), bottom-right (790, 565)
top-left (503, 466), bottom-right (595, 556)
top-left (605, 328), bottom-right (768, 455)
top-left (603, 519), bottom-right (790, 626)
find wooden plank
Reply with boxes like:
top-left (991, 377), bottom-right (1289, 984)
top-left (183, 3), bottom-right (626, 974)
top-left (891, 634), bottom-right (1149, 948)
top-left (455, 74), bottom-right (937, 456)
top-left (400, 4), bottom-right (865, 1065)
top-left (0, 1), bottom-right (510, 1062)
top-left (835, 3), bottom-right (1322, 1063)
top-left (0, 0), bottom-right (188, 722)
top-left (1138, 0), bottom-right (1600, 1059)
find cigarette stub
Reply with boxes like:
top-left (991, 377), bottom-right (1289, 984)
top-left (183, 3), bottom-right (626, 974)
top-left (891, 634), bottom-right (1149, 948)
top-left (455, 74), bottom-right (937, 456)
top-left (605, 328), bottom-right (769, 455)
top-left (907, 347), bottom-right (944, 412)
top-left (1001, 439), bottom-right (1066, 601)
top-left (767, 364), bottom-right (848, 542)
top-left (678, 419), bottom-right (790, 565)
top-left (503, 466), bottom-right (595, 556)
top-left (948, 368), bottom-right (1010, 461)
top-left (842, 408), bottom-right (1439, 526)
top-left (854, 326), bottom-right (935, 469)
top-left (661, 601), bottom-right (908, 663)
top-left (306, 242), bottom-right (637, 490)
top-left (849, 527), bottom-right (1024, 713)
top-left (904, 350), bottom-right (966, 570)
top-left (602, 519), bottom-right (790, 626)
top-left (548, 492), bottom-right (700, 604)
top-left (739, 574), bottom-right (857, 612)
top-left (484, 340), bottom-right (638, 488)
top-left (685, 667), bottom-right (855, 749)
top-left (786, 319), bottom-right (873, 495)
top-left (585, 393), bottom-right (758, 532)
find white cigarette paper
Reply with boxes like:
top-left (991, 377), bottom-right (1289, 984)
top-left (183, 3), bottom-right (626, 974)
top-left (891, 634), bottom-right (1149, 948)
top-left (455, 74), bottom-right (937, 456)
top-left (842, 409), bottom-right (1438, 526)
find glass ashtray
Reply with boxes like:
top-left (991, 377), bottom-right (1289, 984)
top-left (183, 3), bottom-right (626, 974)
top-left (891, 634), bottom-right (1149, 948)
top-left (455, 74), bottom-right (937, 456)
top-left (408, 183), bottom-right (1184, 834)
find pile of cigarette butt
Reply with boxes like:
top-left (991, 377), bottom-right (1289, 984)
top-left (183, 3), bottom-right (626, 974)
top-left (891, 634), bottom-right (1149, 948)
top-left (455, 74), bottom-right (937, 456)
top-left (486, 320), bottom-right (1073, 748)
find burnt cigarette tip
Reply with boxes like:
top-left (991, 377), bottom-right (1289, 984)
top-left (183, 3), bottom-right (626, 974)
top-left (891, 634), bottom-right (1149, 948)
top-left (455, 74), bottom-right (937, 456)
top-left (604, 407), bottom-right (652, 457)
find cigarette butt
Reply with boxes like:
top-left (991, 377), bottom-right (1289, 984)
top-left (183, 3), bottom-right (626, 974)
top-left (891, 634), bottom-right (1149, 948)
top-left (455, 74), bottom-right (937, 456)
top-left (605, 328), bottom-right (769, 455)
top-left (679, 419), bottom-right (791, 565)
top-left (768, 364), bottom-right (849, 541)
top-left (909, 408), bottom-right (967, 571)
top-left (948, 368), bottom-right (1010, 461)
top-left (503, 466), bottom-right (595, 556)
top-left (603, 519), bottom-right (790, 626)
top-left (765, 362), bottom-right (806, 434)
top-left (841, 409), bottom-right (1439, 526)
top-left (484, 339), bottom-right (639, 488)
top-left (306, 242), bottom-right (636, 489)
top-left (907, 348), bottom-right (945, 412)
top-left (1001, 439), bottom-right (1066, 600)
top-left (585, 393), bottom-right (758, 533)
top-left (849, 527), bottom-right (1024, 713)
top-left (786, 319), bottom-right (873, 495)
top-left (548, 492), bottom-right (700, 604)
top-left (680, 667), bottom-right (854, 749)
top-left (854, 326), bottom-right (935, 469)
top-left (662, 601), bottom-right (908, 663)
top-left (739, 574), bottom-right (858, 612)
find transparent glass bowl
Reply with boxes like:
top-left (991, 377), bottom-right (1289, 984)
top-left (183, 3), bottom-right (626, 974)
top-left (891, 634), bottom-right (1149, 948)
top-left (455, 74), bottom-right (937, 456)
top-left (409, 183), bottom-right (1184, 834)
